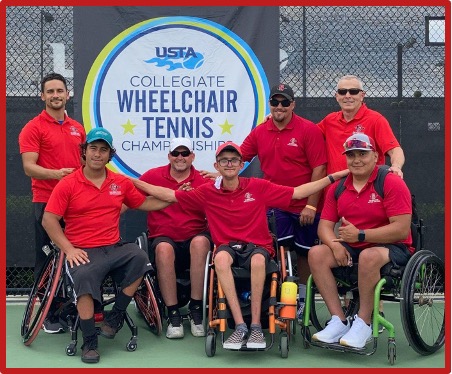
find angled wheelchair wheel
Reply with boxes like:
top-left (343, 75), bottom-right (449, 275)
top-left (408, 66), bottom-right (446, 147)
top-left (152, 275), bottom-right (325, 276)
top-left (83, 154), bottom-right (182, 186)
top-left (134, 273), bottom-right (162, 335)
top-left (400, 250), bottom-right (445, 355)
top-left (21, 248), bottom-right (64, 346)
top-left (202, 251), bottom-right (213, 332)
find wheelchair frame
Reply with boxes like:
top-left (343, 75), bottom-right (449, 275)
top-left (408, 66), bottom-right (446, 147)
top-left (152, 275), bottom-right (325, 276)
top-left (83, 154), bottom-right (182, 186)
top-left (204, 244), bottom-right (296, 358)
top-left (300, 219), bottom-right (445, 365)
top-left (21, 242), bottom-right (159, 355)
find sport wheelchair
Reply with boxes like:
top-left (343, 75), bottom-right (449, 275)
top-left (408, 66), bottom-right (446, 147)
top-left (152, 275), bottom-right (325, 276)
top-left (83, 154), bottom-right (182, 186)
top-left (204, 242), bottom-right (297, 358)
top-left (21, 242), bottom-right (160, 355)
top-left (135, 231), bottom-right (211, 336)
top-left (300, 211), bottom-right (445, 365)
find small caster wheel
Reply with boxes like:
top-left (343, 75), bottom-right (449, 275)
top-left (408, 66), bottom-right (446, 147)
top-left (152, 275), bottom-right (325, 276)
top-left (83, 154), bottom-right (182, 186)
top-left (66, 342), bottom-right (77, 356)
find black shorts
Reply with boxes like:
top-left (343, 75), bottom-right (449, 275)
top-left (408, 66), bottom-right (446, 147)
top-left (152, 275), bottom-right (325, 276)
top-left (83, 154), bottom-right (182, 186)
top-left (150, 232), bottom-right (213, 273)
top-left (67, 241), bottom-right (152, 303)
top-left (214, 242), bottom-right (271, 270)
top-left (341, 242), bottom-right (412, 268)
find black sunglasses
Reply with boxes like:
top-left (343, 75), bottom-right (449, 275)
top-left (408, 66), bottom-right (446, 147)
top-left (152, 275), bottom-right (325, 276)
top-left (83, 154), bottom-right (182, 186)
top-left (337, 88), bottom-right (363, 96)
top-left (269, 98), bottom-right (292, 107)
top-left (170, 150), bottom-right (191, 157)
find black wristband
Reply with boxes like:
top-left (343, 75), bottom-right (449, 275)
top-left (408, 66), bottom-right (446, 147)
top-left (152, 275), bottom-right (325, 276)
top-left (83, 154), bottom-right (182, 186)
top-left (328, 174), bottom-right (335, 184)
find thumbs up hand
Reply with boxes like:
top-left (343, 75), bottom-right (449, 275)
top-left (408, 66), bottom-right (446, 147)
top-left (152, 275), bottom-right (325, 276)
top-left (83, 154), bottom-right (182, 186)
top-left (332, 217), bottom-right (359, 243)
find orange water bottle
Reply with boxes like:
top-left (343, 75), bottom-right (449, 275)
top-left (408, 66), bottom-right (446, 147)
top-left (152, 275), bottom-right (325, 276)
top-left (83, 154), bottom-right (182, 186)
top-left (279, 276), bottom-right (298, 319)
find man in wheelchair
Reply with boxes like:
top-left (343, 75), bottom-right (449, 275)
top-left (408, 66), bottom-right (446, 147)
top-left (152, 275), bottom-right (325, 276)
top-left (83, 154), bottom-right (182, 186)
top-left (42, 128), bottom-right (168, 363)
top-left (131, 141), bottom-right (349, 350)
top-left (139, 137), bottom-right (213, 339)
top-left (309, 134), bottom-right (413, 349)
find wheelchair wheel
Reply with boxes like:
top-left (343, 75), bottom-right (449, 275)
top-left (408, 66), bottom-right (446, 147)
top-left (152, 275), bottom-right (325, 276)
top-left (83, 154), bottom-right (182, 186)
top-left (400, 250), bottom-right (445, 355)
top-left (202, 251), bottom-right (213, 332)
top-left (309, 281), bottom-right (359, 332)
top-left (134, 273), bottom-right (162, 335)
top-left (21, 248), bottom-right (64, 346)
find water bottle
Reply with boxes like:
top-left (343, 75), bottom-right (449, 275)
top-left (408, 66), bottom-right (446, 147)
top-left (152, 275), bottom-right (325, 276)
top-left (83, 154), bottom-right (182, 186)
top-left (240, 291), bottom-right (251, 302)
top-left (279, 276), bottom-right (298, 319)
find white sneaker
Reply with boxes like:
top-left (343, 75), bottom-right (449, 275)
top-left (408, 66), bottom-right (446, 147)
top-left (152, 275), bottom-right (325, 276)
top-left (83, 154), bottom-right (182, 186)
top-left (340, 315), bottom-right (372, 348)
top-left (312, 315), bottom-right (350, 343)
top-left (189, 318), bottom-right (205, 337)
top-left (166, 323), bottom-right (184, 339)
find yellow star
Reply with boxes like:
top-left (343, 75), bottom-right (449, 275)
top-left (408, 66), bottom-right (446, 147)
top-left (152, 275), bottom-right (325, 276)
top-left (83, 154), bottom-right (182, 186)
top-left (219, 119), bottom-right (234, 134)
top-left (121, 119), bottom-right (136, 135)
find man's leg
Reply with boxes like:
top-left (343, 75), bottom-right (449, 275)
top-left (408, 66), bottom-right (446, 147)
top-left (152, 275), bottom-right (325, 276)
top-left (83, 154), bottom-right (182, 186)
top-left (188, 235), bottom-right (211, 337)
top-left (78, 294), bottom-right (99, 363)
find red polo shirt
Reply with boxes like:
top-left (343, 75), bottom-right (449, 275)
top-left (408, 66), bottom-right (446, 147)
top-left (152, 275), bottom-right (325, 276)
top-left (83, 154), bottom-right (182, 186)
top-left (45, 167), bottom-right (146, 248)
top-left (175, 177), bottom-right (294, 256)
top-left (321, 166), bottom-right (413, 253)
top-left (317, 104), bottom-right (400, 174)
top-left (240, 113), bottom-right (327, 212)
top-left (19, 110), bottom-right (86, 203)
top-left (139, 164), bottom-right (210, 240)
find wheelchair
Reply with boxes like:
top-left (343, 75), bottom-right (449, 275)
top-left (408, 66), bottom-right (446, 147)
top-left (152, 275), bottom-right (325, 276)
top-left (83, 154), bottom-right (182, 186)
top-left (300, 215), bottom-right (446, 365)
top-left (203, 242), bottom-right (297, 358)
top-left (135, 231), bottom-right (211, 335)
top-left (21, 242), bottom-right (160, 355)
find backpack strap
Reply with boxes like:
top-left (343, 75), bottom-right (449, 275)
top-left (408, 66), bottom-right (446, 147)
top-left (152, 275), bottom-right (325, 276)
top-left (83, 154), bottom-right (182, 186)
top-left (334, 164), bottom-right (390, 200)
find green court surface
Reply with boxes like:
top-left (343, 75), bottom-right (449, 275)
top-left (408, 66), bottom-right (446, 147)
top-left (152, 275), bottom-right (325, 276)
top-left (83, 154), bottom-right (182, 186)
top-left (5, 301), bottom-right (447, 370)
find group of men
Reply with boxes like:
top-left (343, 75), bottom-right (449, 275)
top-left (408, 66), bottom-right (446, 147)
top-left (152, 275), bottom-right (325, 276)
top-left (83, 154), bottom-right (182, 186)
top-left (18, 72), bottom-right (413, 363)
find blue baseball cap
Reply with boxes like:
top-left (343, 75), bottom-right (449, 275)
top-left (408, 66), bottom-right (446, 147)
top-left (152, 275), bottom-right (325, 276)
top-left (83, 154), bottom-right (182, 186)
top-left (86, 128), bottom-right (114, 148)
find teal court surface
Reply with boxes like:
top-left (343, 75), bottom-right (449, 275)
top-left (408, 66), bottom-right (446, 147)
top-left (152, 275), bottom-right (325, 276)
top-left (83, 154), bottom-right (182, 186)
top-left (5, 301), bottom-right (447, 370)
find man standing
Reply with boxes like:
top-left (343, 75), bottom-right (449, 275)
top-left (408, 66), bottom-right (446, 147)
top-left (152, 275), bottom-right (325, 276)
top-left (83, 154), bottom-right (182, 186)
top-left (318, 74), bottom-right (405, 178)
top-left (18, 72), bottom-right (86, 333)
top-left (240, 84), bottom-right (327, 323)
top-left (139, 137), bottom-right (213, 339)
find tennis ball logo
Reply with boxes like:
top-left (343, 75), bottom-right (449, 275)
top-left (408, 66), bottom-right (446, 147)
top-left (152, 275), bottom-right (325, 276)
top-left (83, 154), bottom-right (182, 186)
top-left (182, 53), bottom-right (205, 70)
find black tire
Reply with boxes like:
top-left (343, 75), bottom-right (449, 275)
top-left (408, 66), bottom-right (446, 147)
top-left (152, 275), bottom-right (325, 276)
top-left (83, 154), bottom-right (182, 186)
top-left (134, 273), bottom-right (162, 335)
top-left (205, 333), bottom-right (216, 357)
top-left (400, 250), bottom-right (445, 355)
top-left (21, 249), bottom-right (64, 346)
top-left (309, 280), bottom-right (359, 332)
top-left (280, 333), bottom-right (289, 358)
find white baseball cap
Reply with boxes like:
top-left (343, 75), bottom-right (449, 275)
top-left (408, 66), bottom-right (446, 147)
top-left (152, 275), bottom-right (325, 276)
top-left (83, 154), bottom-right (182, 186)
top-left (169, 137), bottom-right (193, 152)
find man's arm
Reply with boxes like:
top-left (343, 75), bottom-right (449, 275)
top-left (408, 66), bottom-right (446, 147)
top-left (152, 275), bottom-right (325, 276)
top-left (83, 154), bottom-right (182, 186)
top-left (42, 211), bottom-right (90, 267)
top-left (21, 152), bottom-right (75, 180)
top-left (136, 196), bottom-right (173, 211)
top-left (131, 178), bottom-right (178, 203)
top-left (386, 146), bottom-right (405, 178)
top-left (292, 169), bottom-right (349, 200)
top-left (318, 218), bottom-right (350, 267)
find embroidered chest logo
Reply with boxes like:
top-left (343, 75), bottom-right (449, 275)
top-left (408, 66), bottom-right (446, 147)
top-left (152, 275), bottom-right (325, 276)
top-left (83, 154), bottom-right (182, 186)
top-left (353, 125), bottom-right (365, 133)
top-left (243, 192), bottom-right (255, 203)
top-left (70, 126), bottom-right (82, 137)
top-left (109, 183), bottom-right (122, 196)
top-left (287, 138), bottom-right (298, 147)
top-left (368, 192), bottom-right (381, 204)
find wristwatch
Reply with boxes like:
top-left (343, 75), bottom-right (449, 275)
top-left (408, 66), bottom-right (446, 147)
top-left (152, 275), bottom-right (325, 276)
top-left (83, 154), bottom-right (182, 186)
top-left (358, 230), bottom-right (366, 242)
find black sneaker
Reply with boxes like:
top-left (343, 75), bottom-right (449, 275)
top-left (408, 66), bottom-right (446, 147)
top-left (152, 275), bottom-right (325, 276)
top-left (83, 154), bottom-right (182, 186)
top-left (189, 304), bottom-right (205, 337)
top-left (99, 309), bottom-right (125, 339)
top-left (81, 334), bottom-right (100, 363)
top-left (42, 317), bottom-right (65, 334)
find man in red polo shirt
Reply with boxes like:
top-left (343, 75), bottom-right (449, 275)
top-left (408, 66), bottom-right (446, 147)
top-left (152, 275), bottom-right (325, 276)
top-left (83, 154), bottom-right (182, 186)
top-left (317, 74), bottom-right (405, 178)
top-left (317, 74), bottom-right (406, 327)
top-left (139, 137), bottom-right (213, 339)
top-left (240, 83), bottom-right (327, 323)
top-left (309, 133), bottom-right (413, 349)
top-left (132, 141), bottom-right (347, 351)
top-left (42, 128), bottom-right (166, 364)
top-left (19, 72), bottom-right (86, 334)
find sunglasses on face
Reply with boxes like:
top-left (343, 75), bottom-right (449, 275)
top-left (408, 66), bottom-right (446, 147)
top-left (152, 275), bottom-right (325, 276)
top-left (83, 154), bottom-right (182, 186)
top-left (217, 157), bottom-right (242, 166)
top-left (170, 150), bottom-right (191, 157)
top-left (343, 139), bottom-right (374, 152)
top-left (337, 88), bottom-right (363, 96)
top-left (269, 98), bottom-right (292, 107)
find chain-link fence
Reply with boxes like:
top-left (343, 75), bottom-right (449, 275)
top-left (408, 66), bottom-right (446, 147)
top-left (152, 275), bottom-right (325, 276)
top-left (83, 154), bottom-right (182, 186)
top-left (6, 6), bottom-right (446, 295)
